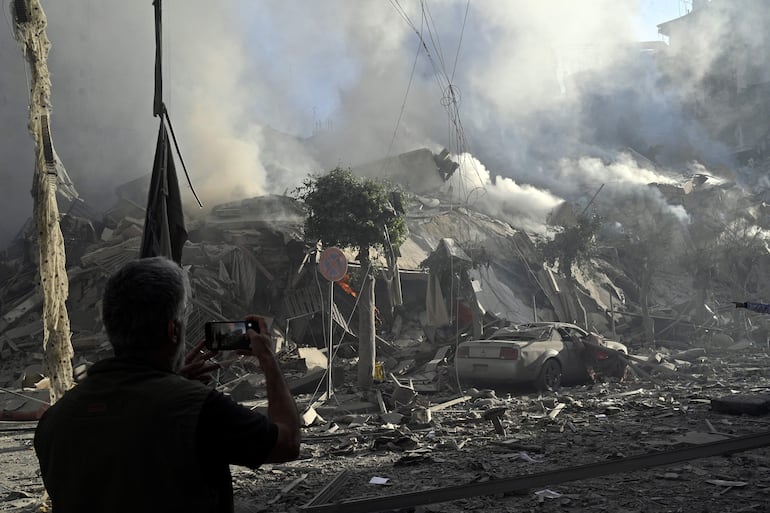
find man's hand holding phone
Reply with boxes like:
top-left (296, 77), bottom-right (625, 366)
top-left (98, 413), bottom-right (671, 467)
top-left (243, 315), bottom-right (276, 360)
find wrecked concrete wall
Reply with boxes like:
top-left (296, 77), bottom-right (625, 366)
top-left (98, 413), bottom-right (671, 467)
top-left (3, 149), bottom-right (769, 366)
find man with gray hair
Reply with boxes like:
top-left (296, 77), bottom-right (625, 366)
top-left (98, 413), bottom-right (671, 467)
top-left (34, 257), bottom-right (300, 512)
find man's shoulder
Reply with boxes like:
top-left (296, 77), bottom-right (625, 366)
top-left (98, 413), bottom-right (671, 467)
top-left (200, 389), bottom-right (271, 426)
top-left (56, 358), bottom-right (212, 406)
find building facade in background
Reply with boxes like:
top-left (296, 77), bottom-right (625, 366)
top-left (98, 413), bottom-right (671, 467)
top-left (658, 0), bottom-right (770, 161)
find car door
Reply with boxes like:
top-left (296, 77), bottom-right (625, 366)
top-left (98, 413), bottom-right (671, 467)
top-left (557, 326), bottom-right (590, 382)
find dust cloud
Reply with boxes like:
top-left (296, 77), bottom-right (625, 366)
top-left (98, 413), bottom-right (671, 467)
top-left (0, 1), bottom-right (762, 246)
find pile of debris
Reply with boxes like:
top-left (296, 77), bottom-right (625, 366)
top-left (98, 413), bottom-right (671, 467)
top-left (2, 147), bottom-right (770, 511)
top-left (2, 148), bottom-right (770, 422)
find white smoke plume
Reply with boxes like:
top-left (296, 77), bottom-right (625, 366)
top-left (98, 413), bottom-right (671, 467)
top-left (447, 153), bottom-right (562, 234)
top-left (557, 152), bottom-right (679, 191)
top-left (0, 0), bottom-right (763, 247)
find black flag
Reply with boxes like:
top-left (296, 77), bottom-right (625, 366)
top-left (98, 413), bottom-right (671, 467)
top-left (140, 117), bottom-right (187, 264)
top-left (153, 0), bottom-right (163, 117)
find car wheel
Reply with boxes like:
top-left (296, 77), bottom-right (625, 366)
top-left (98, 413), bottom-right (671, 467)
top-left (536, 359), bottom-right (562, 391)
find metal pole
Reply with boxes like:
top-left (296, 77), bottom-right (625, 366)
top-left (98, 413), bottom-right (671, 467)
top-left (532, 295), bottom-right (537, 322)
top-left (285, 312), bottom-right (316, 347)
top-left (609, 290), bottom-right (616, 337)
top-left (303, 430), bottom-right (770, 513)
top-left (327, 281), bottom-right (334, 398)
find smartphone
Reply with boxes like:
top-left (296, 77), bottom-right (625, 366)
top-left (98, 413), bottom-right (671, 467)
top-left (204, 320), bottom-right (259, 351)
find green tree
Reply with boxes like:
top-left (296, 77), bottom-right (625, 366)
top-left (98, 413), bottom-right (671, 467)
top-left (540, 212), bottom-right (602, 279)
top-left (295, 167), bottom-right (406, 389)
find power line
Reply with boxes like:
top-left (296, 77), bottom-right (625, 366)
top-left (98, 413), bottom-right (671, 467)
top-left (381, 7), bottom-right (424, 171)
top-left (421, 0), bottom-right (451, 86)
top-left (392, 0), bottom-right (451, 96)
top-left (421, 2), bottom-right (487, 206)
top-left (451, 0), bottom-right (470, 83)
top-left (390, 0), bottom-right (489, 222)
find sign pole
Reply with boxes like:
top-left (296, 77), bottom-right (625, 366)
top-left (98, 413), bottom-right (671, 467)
top-left (328, 280), bottom-right (334, 398)
top-left (318, 246), bottom-right (348, 400)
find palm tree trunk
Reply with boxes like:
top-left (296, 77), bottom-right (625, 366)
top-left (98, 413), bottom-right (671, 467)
top-left (357, 257), bottom-right (376, 390)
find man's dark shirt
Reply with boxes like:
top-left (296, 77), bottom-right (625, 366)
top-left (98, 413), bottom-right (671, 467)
top-left (34, 357), bottom-right (278, 513)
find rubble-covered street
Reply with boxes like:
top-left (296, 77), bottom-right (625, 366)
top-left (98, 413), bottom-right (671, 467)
top-left (3, 344), bottom-right (770, 512)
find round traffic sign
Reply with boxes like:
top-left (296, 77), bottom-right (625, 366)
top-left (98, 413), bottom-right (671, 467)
top-left (319, 247), bottom-right (348, 282)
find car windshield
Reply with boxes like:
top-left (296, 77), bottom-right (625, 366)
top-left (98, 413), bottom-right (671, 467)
top-left (490, 326), bottom-right (551, 341)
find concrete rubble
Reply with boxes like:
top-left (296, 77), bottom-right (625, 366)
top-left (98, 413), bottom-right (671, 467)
top-left (2, 149), bottom-right (770, 511)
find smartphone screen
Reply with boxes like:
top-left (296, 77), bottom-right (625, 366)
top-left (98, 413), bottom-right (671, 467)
top-left (204, 320), bottom-right (256, 351)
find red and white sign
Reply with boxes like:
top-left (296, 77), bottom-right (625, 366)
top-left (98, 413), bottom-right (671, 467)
top-left (319, 247), bottom-right (348, 282)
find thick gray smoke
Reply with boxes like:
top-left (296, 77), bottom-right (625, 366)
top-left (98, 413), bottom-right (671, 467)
top-left (0, 0), bottom-right (764, 247)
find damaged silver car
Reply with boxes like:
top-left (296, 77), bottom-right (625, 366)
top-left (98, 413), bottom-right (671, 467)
top-left (455, 322), bottom-right (628, 390)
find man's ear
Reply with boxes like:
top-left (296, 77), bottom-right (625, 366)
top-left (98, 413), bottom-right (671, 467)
top-left (167, 319), bottom-right (178, 344)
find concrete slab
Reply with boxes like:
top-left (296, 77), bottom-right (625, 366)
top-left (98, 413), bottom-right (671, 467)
top-left (316, 400), bottom-right (379, 418)
top-left (710, 394), bottom-right (770, 416)
top-left (298, 347), bottom-right (328, 371)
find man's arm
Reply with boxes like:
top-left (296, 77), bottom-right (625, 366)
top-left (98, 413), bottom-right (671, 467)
top-left (246, 316), bottom-right (301, 463)
top-left (734, 302), bottom-right (770, 314)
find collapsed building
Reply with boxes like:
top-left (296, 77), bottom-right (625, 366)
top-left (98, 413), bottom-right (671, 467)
top-left (2, 146), bottom-right (768, 387)
top-left (2, 1), bottom-right (769, 393)
top-left (2, 143), bottom-right (770, 510)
